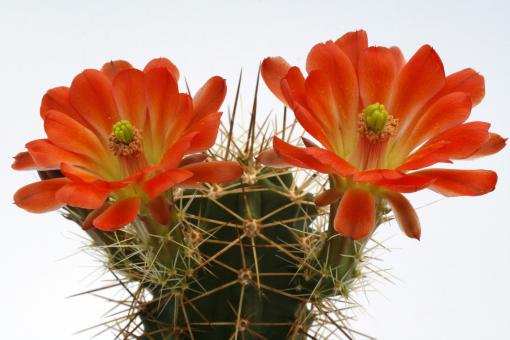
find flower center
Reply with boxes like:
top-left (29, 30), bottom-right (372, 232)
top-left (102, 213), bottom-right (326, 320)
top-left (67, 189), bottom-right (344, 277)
top-left (354, 103), bottom-right (399, 169)
top-left (358, 103), bottom-right (398, 142)
top-left (109, 120), bottom-right (143, 157)
top-left (363, 103), bottom-right (388, 132)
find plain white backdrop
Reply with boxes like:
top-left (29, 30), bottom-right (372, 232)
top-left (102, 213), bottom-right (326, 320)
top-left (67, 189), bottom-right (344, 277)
top-left (1, 0), bottom-right (509, 339)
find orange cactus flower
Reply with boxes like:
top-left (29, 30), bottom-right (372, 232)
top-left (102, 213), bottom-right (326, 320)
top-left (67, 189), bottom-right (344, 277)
top-left (260, 30), bottom-right (506, 240)
top-left (13, 58), bottom-right (242, 231)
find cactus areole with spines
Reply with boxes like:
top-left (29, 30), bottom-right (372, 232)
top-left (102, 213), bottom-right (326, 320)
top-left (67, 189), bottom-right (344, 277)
top-left (11, 30), bottom-right (505, 339)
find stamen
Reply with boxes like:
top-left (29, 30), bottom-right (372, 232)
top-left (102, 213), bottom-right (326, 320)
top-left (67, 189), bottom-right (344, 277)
top-left (358, 103), bottom-right (398, 143)
top-left (109, 120), bottom-right (143, 157)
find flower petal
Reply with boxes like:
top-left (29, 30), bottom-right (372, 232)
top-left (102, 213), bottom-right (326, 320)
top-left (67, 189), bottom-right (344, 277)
top-left (467, 132), bottom-right (507, 159)
top-left (314, 188), bottom-right (341, 207)
top-left (44, 111), bottom-right (109, 162)
top-left (382, 191), bottom-right (421, 240)
top-left (147, 195), bottom-right (171, 226)
top-left (12, 152), bottom-right (37, 170)
top-left (306, 41), bottom-right (359, 149)
top-left (261, 57), bottom-right (292, 105)
top-left (55, 182), bottom-right (112, 209)
top-left (281, 66), bottom-right (307, 106)
top-left (101, 60), bottom-right (133, 80)
top-left (112, 68), bottom-right (147, 130)
top-left (354, 169), bottom-right (434, 193)
top-left (273, 137), bottom-right (340, 174)
top-left (145, 67), bottom-right (180, 152)
top-left (390, 45), bottom-right (445, 131)
top-left (334, 188), bottom-right (375, 240)
top-left (304, 147), bottom-right (357, 177)
top-left (412, 169), bottom-right (497, 196)
top-left (14, 178), bottom-right (69, 213)
top-left (192, 76), bottom-right (226, 122)
top-left (70, 69), bottom-right (120, 138)
top-left (40, 86), bottom-right (89, 127)
top-left (143, 168), bottom-right (194, 199)
top-left (256, 149), bottom-right (290, 168)
top-left (93, 197), bottom-right (141, 231)
top-left (358, 46), bottom-right (399, 107)
top-left (292, 103), bottom-right (333, 151)
top-left (402, 92), bottom-right (472, 152)
top-left (398, 121), bottom-right (490, 170)
top-left (143, 57), bottom-right (180, 81)
top-left (26, 139), bottom-right (92, 170)
top-left (185, 112), bottom-right (222, 153)
top-left (438, 68), bottom-right (485, 106)
top-left (182, 161), bottom-right (243, 184)
top-left (334, 29), bottom-right (368, 73)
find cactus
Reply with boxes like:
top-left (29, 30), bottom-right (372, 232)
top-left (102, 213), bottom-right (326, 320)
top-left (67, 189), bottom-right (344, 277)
top-left (58, 74), bottom-right (384, 340)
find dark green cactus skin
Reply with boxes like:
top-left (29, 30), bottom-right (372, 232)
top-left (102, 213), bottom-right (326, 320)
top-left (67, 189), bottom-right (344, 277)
top-left (140, 170), bottom-right (321, 339)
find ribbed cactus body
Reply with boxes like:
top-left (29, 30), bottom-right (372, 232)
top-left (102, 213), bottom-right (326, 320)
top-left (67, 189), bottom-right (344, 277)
top-left (140, 169), bottom-right (318, 339)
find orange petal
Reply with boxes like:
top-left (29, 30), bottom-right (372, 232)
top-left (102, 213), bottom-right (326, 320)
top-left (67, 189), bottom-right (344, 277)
top-left (143, 57), bottom-right (180, 81)
top-left (468, 132), bottom-right (507, 159)
top-left (398, 121), bottom-right (490, 170)
top-left (304, 147), bottom-right (357, 177)
top-left (159, 133), bottom-right (196, 169)
top-left (70, 69), bottom-right (120, 138)
top-left (93, 197), bottom-right (141, 231)
top-left (112, 68), bottom-right (147, 130)
top-left (192, 76), bottom-right (227, 122)
top-left (273, 137), bottom-right (339, 174)
top-left (44, 111), bottom-right (108, 162)
top-left (145, 67), bottom-right (181, 151)
top-left (261, 57), bottom-right (292, 105)
top-left (390, 45), bottom-right (445, 130)
top-left (143, 168), bottom-right (193, 199)
top-left (382, 191), bottom-right (421, 240)
top-left (412, 169), bottom-right (497, 196)
top-left (182, 161), bottom-right (243, 184)
top-left (101, 60), bottom-right (133, 81)
top-left (185, 112), bottom-right (222, 153)
top-left (256, 149), bottom-right (290, 168)
top-left (147, 196), bottom-right (171, 226)
top-left (83, 204), bottom-right (110, 230)
top-left (306, 42), bottom-right (359, 146)
top-left (60, 163), bottom-right (101, 183)
top-left (314, 188), bottom-right (341, 207)
top-left (14, 178), bottom-right (69, 213)
top-left (292, 103), bottom-right (333, 150)
top-left (55, 182), bottom-right (111, 209)
top-left (355, 169), bottom-right (434, 193)
top-left (281, 66), bottom-right (307, 106)
top-left (26, 139), bottom-right (92, 170)
top-left (334, 30), bottom-right (368, 73)
top-left (403, 92), bottom-right (472, 151)
top-left (438, 68), bottom-right (485, 106)
top-left (334, 188), bottom-right (375, 240)
top-left (179, 153), bottom-right (209, 167)
top-left (390, 46), bottom-right (405, 70)
top-left (12, 151), bottom-right (37, 170)
top-left (40, 86), bottom-right (89, 127)
top-left (304, 70), bottom-right (342, 142)
top-left (358, 46), bottom-right (399, 107)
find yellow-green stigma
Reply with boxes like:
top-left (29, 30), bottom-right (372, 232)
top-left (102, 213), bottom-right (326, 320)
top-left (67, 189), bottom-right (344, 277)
top-left (363, 103), bottom-right (388, 133)
top-left (112, 120), bottom-right (135, 145)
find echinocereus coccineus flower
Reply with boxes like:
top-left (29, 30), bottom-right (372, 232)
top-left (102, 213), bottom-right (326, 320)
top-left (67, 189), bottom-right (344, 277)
top-left (260, 30), bottom-right (506, 240)
top-left (12, 58), bottom-right (242, 231)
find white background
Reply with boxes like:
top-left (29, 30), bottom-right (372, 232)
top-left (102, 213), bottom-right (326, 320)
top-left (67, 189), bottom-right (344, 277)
top-left (1, 1), bottom-right (509, 339)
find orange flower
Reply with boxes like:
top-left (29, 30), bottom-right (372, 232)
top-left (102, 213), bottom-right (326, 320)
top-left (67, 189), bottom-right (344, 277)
top-left (13, 58), bottom-right (242, 231)
top-left (260, 30), bottom-right (506, 240)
